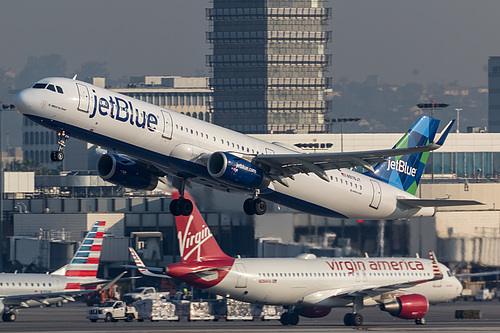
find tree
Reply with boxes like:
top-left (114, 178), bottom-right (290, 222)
top-left (16, 54), bottom-right (67, 89)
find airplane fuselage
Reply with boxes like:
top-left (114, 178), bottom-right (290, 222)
top-left (0, 273), bottom-right (99, 297)
top-left (15, 78), bottom-right (434, 219)
top-left (168, 257), bottom-right (462, 308)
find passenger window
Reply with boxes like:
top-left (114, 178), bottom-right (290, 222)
top-left (46, 84), bottom-right (56, 92)
top-left (56, 86), bottom-right (63, 94)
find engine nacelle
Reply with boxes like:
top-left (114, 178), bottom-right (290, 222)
top-left (380, 294), bottom-right (428, 320)
top-left (97, 153), bottom-right (158, 191)
top-left (296, 307), bottom-right (331, 318)
top-left (207, 152), bottom-right (269, 189)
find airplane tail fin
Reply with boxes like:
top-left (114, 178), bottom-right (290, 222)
top-left (54, 221), bottom-right (105, 277)
top-left (366, 116), bottom-right (450, 195)
top-left (172, 191), bottom-right (231, 262)
top-left (128, 247), bottom-right (148, 272)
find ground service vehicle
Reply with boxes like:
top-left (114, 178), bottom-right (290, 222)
top-left (87, 301), bottom-right (140, 322)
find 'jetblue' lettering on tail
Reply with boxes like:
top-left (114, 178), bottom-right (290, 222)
top-left (366, 116), bottom-right (440, 195)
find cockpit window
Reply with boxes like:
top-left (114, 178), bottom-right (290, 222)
top-left (47, 84), bottom-right (56, 92)
top-left (33, 83), bottom-right (47, 89)
top-left (56, 86), bottom-right (63, 94)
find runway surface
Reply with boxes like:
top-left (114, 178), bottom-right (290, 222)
top-left (2, 299), bottom-right (500, 332)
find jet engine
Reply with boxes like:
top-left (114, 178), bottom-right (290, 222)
top-left (296, 307), bottom-right (331, 318)
top-left (97, 153), bottom-right (158, 191)
top-left (207, 152), bottom-right (269, 189)
top-left (380, 294), bottom-right (428, 319)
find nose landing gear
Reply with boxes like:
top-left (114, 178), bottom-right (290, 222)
top-left (50, 130), bottom-right (69, 162)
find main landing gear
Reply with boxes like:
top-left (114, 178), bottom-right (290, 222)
top-left (50, 130), bottom-right (69, 162)
top-left (243, 190), bottom-right (267, 215)
top-left (169, 178), bottom-right (193, 216)
top-left (2, 311), bottom-right (16, 322)
top-left (343, 312), bottom-right (363, 326)
top-left (415, 317), bottom-right (426, 325)
top-left (343, 296), bottom-right (364, 326)
top-left (280, 309), bottom-right (299, 326)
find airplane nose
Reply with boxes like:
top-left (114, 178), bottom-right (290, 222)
top-left (455, 277), bottom-right (463, 296)
top-left (14, 88), bottom-right (32, 114)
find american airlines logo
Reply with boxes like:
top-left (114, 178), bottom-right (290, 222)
top-left (386, 159), bottom-right (417, 177)
top-left (178, 215), bottom-right (213, 262)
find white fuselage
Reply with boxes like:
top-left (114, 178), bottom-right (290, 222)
top-left (205, 258), bottom-right (462, 307)
top-left (0, 273), bottom-right (98, 306)
top-left (14, 78), bottom-right (434, 219)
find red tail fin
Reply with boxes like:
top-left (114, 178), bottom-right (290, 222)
top-left (172, 191), bottom-right (230, 262)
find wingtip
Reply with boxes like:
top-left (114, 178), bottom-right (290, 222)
top-left (435, 119), bottom-right (456, 146)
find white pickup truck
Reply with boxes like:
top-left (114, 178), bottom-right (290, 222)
top-left (122, 287), bottom-right (168, 304)
top-left (87, 301), bottom-right (141, 322)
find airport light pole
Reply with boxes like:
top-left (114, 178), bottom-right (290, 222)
top-left (0, 103), bottom-right (16, 272)
top-left (416, 101), bottom-right (449, 182)
top-left (455, 108), bottom-right (462, 133)
top-left (323, 115), bottom-right (361, 152)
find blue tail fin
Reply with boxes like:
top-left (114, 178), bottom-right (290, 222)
top-left (366, 116), bottom-right (442, 195)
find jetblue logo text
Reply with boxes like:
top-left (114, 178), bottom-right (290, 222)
top-left (89, 94), bottom-right (158, 132)
top-left (386, 159), bottom-right (417, 177)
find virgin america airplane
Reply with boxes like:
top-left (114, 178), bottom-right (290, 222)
top-left (130, 191), bottom-right (463, 327)
top-left (14, 77), bottom-right (479, 218)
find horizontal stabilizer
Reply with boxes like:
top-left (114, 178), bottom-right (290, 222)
top-left (398, 198), bottom-right (484, 208)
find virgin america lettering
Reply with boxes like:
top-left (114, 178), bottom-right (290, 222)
top-left (326, 259), bottom-right (425, 274)
top-left (177, 215), bottom-right (213, 262)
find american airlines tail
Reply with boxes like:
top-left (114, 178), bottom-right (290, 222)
top-left (366, 116), bottom-right (453, 195)
top-left (171, 191), bottom-right (231, 262)
top-left (52, 220), bottom-right (105, 279)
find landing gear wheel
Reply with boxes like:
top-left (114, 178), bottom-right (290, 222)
top-left (50, 151), bottom-right (64, 162)
top-left (415, 317), bottom-right (426, 325)
top-left (253, 198), bottom-right (266, 215)
top-left (280, 312), bottom-right (290, 325)
top-left (343, 313), bottom-right (353, 326)
top-left (169, 198), bottom-right (193, 216)
top-left (289, 313), bottom-right (299, 325)
top-left (243, 198), bottom-right (267, 215)
top-left (178, 198), bottom-right (193, 216)
top-left (2, 311), bottom-right (16, 322)
top-left (243, 198), bottom-right (255, 215)
top-left (170, 199), bottom-right (181, 216)
top-left (352, 313), bottom-right (363, 326)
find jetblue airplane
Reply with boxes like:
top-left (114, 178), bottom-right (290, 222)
top-left (0, 221), bottom-right (109, 322)
top-left (14, 77), bottom-right (479, 218)
top-left (130, 191), bottom-right (463, 327)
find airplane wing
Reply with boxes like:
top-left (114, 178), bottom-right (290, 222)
top-left (455, 270), bottom-right (500, 278)
top-left (3, 271), bottom-right (128, 309)
top-left (2, 290), bottom-right (90, 308)
top-left (251, 120), bottom-right (454, 185)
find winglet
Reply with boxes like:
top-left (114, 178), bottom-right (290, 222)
top-left (435, 119), bottom-right (455, 146)
top-left (429, 251), bottom-right (443, 280)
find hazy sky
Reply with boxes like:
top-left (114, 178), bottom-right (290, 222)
top-left (2, 0), bottom-right (500, 87)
